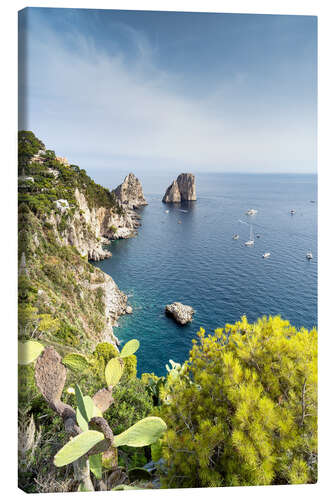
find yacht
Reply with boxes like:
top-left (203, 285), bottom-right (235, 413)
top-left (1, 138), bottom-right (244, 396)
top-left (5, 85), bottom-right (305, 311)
top-left (290, 209), bottom-right (295, 215)
top-left (246, 209), bottom-right (258, 216)
top-left (306, 250), bottom-right (313, 260)
top-left (165, 210), bottom-right (169, 214)
top-left (245, 225), bottom-right (254, 246)
top-left (263, 252), bottom-right (270, 258)
top-left (232, 234), bottom-right (239, 240)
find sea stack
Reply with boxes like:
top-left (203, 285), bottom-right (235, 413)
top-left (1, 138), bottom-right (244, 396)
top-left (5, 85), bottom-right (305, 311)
top-left (114, 173), bottom-right (148, 209)
top-left (162, 173), bottom-right (196, 203)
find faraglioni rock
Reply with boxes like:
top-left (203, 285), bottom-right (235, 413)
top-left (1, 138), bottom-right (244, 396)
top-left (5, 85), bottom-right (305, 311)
top-left (114, 173), bottom-right (148, 209)
top-left (162, 173), bottom-right (196, 203)
top-left (165, 302), bottom-right (195, 325)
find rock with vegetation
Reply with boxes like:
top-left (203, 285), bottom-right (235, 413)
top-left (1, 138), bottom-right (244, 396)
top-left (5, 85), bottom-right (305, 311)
top-left (165, 302), bottom-right (194, 325)
top-left (17, 131), bottom-right (139, 349)
top-left (158, 315), bottom-right (317, 488)
top-left (162, 173), bottom-right (196, 203)
top-left (113, 173), bottom-right (147, 209)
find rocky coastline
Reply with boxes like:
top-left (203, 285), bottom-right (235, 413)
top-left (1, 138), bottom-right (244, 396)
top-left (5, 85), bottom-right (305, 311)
top-left (47, 183), bottom-right (144, 262)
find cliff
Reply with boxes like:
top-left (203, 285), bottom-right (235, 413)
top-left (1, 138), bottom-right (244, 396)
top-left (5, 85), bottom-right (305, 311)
top-left (162, 173), bottom-right (196, 203)
top-left (47, 188), bottom-right (139, 261)
top-left (114, 173), bottom-right (148, 209)
top-left (18, 131), bottom-right (145, 350)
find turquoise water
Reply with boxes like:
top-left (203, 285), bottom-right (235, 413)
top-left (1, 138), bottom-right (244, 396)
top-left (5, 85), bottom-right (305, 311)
top-left (94, 173), bottom-right (317, 376)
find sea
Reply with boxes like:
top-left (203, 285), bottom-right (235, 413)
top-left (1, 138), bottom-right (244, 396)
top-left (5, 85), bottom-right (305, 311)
top-left (93, 173), bottom-right (317, 376)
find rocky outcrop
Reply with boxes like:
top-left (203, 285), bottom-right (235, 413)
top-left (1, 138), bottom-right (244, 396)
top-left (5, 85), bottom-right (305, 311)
top-left (165, 302), bottom-right (195, 325)
top-left (48, 188), bottom-right (140, 261)
top-left (162, 173), bottom-right (196, 203)
top-left (114, 173), bottom-right (148, 209)
top-left (90, 275), bottom-right (128, 344)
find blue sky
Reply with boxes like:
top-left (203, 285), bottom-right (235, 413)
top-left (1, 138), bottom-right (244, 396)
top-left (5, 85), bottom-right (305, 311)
top-left (19, 8), bottom-right (317, 181)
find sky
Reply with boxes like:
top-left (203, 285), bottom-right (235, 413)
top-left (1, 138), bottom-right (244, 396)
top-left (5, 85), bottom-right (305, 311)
top-left (18, 8), bottom-right (317, 185)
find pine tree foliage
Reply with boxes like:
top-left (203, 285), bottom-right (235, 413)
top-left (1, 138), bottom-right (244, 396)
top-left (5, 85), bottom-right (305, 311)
top-left (158, 315), bottom-right (317, 488)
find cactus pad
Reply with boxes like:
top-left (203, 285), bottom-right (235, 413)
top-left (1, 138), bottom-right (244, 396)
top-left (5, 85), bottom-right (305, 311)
top-left (18, 340), bottom-right (44, 365)
top-left (119, 339), bottom-right (140, 358)
top-left (35, 346), bottom-right (66, 408)
top-left (92, 388), bottom-right (114, 413)
top-left (105, 357), bottom-right (124, 387)
top-left (54, 430), bottom-right (105, 467)
top-left (113, 416), bottom-right (167, 447)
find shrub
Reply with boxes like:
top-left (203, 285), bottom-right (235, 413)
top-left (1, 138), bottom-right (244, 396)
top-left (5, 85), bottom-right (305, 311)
top-left (104, 376), bottom-right (154, 436)
top-left (55, 321), bottom-right (81, 347)
top-left (159, 315), bottom-right (317, 488)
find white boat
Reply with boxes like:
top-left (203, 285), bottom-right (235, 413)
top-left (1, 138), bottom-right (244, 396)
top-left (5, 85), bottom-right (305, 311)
top-left (263, 252), bottom-right (270, 258)
top-left (246, 209), bottom-right (258, 216)
top-left (165, 210), bottom-right (169, 213)
top-left (232, 234), bottom-right (239, 240)
top-left (290, 209), bottom-right (295, 215)
top-left (245, 225), bottom-right (254, 246)
top-left (306, 250), bottom-right (313, 260)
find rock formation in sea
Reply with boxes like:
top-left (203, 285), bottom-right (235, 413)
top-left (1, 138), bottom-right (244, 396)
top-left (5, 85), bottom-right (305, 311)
top-left (165, 302), bottom-right (195, 325)
top-left (162, 173), bottom-right (196, 203)
top-left (114, 173), bottom-right (148, 209)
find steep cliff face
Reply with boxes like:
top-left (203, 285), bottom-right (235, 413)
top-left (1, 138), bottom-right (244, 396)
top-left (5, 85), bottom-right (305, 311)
top-left (162, 180), bottom-right (181, 203)
top-left (162, 173), bottom-right (196, 203)
top-left (19, 208), bottom-right (127, 348)
top-left (114, 173), bottom-right (148, 209)
top-left (47, 188), bottom-right (139, 261)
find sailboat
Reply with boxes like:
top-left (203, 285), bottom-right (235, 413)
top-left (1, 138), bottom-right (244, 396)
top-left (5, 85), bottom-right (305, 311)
top-left (245, 225), bottom-right (254, 246)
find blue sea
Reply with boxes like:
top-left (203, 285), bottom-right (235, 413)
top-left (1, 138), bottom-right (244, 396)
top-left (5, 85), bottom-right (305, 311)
top-left (94, 173), bottom-right (317, 376)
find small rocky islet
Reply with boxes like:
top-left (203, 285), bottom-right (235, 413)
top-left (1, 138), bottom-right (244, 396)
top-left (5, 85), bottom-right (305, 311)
top-left (165, 302), bottom-right (195, 325)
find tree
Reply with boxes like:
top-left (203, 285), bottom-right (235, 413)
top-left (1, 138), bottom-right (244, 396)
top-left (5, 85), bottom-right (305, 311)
top-left (18, 131), bottom-right (45, 173)
top-left (158, 315), bottom-right (317, 488)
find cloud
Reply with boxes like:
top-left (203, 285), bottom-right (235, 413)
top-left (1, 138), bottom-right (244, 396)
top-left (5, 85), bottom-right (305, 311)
top-left (20, 16), bottom-right (316, 173)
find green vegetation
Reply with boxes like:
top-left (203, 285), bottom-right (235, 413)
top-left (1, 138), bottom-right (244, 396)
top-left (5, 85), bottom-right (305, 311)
top-left (18, 130), bottom-right (45, 174)
top-left (18, 339), bottom-right (166, 492)
top-left (17, 131), bottom-right (317, 492)
top-left (17, 131), bottom-right (127, 353)
top-left (18, 130), bottom-right (124, 215)
top-left (157, 315), bottom-right (317, 488)
top-left (18, 203), bottom-right (111, 351)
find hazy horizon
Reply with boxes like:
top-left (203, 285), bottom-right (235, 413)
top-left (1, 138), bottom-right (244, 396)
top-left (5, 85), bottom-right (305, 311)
top-left (19, 8), bottom-right (317, 178)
